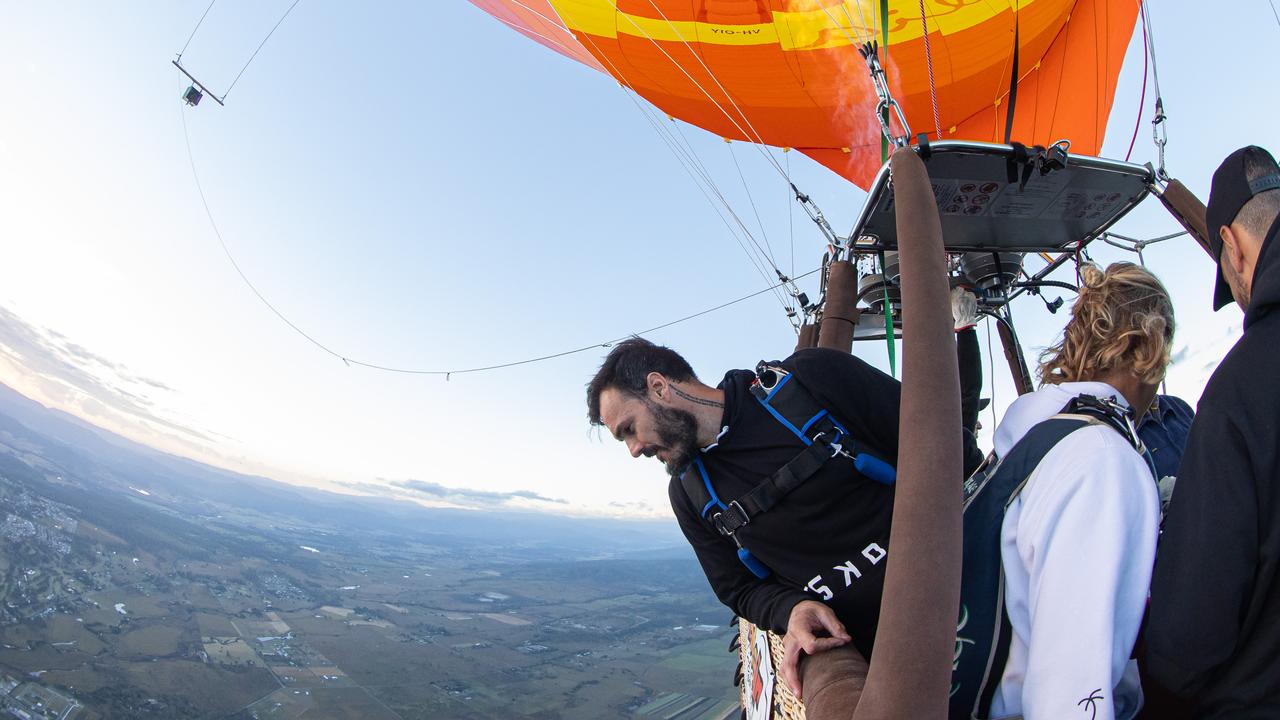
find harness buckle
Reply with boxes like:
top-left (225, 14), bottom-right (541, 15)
top-left (812, 431), bottom-right (851, 460)
top-left (712, 500), bottom-right (750, 536)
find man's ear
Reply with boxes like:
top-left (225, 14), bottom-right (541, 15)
top-left (1222, 225), bottom-right (1249, 278)
top-left (646, 372), bottom-right (668, 400)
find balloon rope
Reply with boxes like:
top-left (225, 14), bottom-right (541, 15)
top-left (918, 0), bottom-right (943, 140)
top-left (1124, 5), bottom-right (1150, 162)
top-left (567, 24), bottom-right (797, 317)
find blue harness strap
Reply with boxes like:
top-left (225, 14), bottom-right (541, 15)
top-left (692, 458), bottom-right (725, 518)
top-left (749, 364), bottom-right (896, 486)
top-left (679, 362), bottom-right (898, 580)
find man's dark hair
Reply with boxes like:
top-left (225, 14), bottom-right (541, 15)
top-left (1238, 147), bottom-right (1280, 238)
top-left (586, 337), bottom-right (696, 426)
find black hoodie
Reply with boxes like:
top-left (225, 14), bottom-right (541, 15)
top-left (1144, 217), bottom-right (1280, 718)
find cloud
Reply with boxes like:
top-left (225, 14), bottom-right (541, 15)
top-left (1164, 325), bottom-right (1242, 401)
top-left (0, 304), bottom-right (211, 445)
top-left (389, 478), bottom-right (568, 507)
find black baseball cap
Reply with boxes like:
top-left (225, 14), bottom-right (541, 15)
top-left (1206, 146), bottom-right (1280, 310)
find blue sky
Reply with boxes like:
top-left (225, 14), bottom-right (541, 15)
top-left (0, 2), bottom-right (1274, 518)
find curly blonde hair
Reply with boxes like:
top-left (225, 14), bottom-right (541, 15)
top-left (1037, 262), bottom-right (1175, 386)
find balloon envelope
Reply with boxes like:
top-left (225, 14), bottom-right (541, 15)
top-left (470, 0), bottom-right (1140, 188)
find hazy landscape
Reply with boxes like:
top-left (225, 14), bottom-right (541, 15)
top-left (0, 383), bottom-right (738, 719)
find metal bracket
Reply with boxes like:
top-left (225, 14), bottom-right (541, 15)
top-left (858, 42), bottom-right (912, 149)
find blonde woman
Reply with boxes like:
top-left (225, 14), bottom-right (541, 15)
top-left (985, 262), bottom-right (1172, 720)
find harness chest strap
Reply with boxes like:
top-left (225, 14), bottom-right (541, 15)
top-left (711, 435), bottom-right (839, 536)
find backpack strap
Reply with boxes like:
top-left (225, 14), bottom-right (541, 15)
top-left (1060, 394), bottom-right (1157, 479)
top-left (953, 414), bottom-right (1103, 719)
top-left (953, 393), bottom-right (1154, 719)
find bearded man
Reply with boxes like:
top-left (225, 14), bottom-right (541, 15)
top-left (587, 337), bottom-right (980, 698)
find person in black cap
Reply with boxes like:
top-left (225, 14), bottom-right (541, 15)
top-left (1143, 145), bottom-right (1280, 718)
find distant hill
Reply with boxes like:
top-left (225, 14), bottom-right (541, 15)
top-left (0, 381), bottom-right (683, 557)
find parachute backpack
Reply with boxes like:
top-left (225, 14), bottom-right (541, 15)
top-left (680, 362), bottom-right (897, 579)
top-left (950, 394), bottom-right (1154, 719)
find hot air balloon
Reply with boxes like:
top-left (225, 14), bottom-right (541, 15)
top-left (469, 0), bottom-right (1184, 381)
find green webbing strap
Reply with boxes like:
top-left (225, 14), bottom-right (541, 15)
top-left (879, 0), bottom-right (890, 166)
top-left (878, 0), bottom-right (896, 377)
top-left (879, 250), bottom-right (897, 376)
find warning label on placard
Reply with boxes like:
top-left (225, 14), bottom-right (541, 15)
top-left (1045, 188), bottom-right (1128, 222)
top-left (938, 179), bottom-right (1003, 217)
top-left (882, 179), bottom-right (1005, 217)
top-left (988, 170), bottom-right (1074, 219)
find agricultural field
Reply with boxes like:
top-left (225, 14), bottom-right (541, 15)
top-left (0, 410), bottom-right (740, 719)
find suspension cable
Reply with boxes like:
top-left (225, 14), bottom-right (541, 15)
top-left (181, 94), bottom-right (814, 375)
top-left (918, 0), bottom-right (943, 140)
top-left (1124, 12), bottom-right (1150, 163)
top-left (728, 141), bottom-right (778, 268)
top-left (612, 0), bottom-right (791, 182)
top-left (178, 0), bottom-right (218, 59)
top-left (815, 3), bottom-right (910, 149)
top-left (636, 102), bottom-right (793, 314)
top-left (594, 38), bottom-right (795, 315)
top-left (820, 3), bottom-right (874, 49)
top-left (1140, 0), bottom-right (1170, 182)
top-left (786, 149), bottom-right (795, 278)
top-left (223, 0), bottom-right (303, 99)
top-left (555, 14), bottom-right (785, 294)
top-left (486, 14), bottom-right (587, 59)
top-left (586, 2), bottom-right (834, 316)
top-left (503, 4), bottom-right (804, 320)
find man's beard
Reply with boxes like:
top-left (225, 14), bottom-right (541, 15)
top-left (646, 399), bottom-right (700, 478)
top-left (1223, 258), bottom-right (1251, 309)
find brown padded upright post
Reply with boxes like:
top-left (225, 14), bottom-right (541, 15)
top-left (797, 323), bottom-right (820, 351)
top-left (995, 316), bottom-right (1034, 396)
top-left (853, 147), bottom-right (963, 719)
top-left (817, 261), bottom-right (860, 353)
top-left (801, 645), bottom-right (870, 718)
top-left (1158, 179), bottom-right (1213, 257)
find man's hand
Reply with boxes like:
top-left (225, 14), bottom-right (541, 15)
top-left (779, 600), bottom-right (852, 700)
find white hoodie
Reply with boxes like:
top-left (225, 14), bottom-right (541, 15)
top-left (987, 381), bottom-right (1159, 720)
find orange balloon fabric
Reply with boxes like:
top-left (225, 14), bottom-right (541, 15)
top-left (468, 0), bottom-right (606, 73)
top-left (470, 0), bottom-right (1140, 189)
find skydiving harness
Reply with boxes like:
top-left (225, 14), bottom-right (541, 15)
top-left (680, 362), bottom-right (897, 580)
top-left (950, 394), bottom-right (1155, 720)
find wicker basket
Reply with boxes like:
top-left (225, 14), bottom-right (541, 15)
top-left (739, 618), bottom-right (806, 719)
